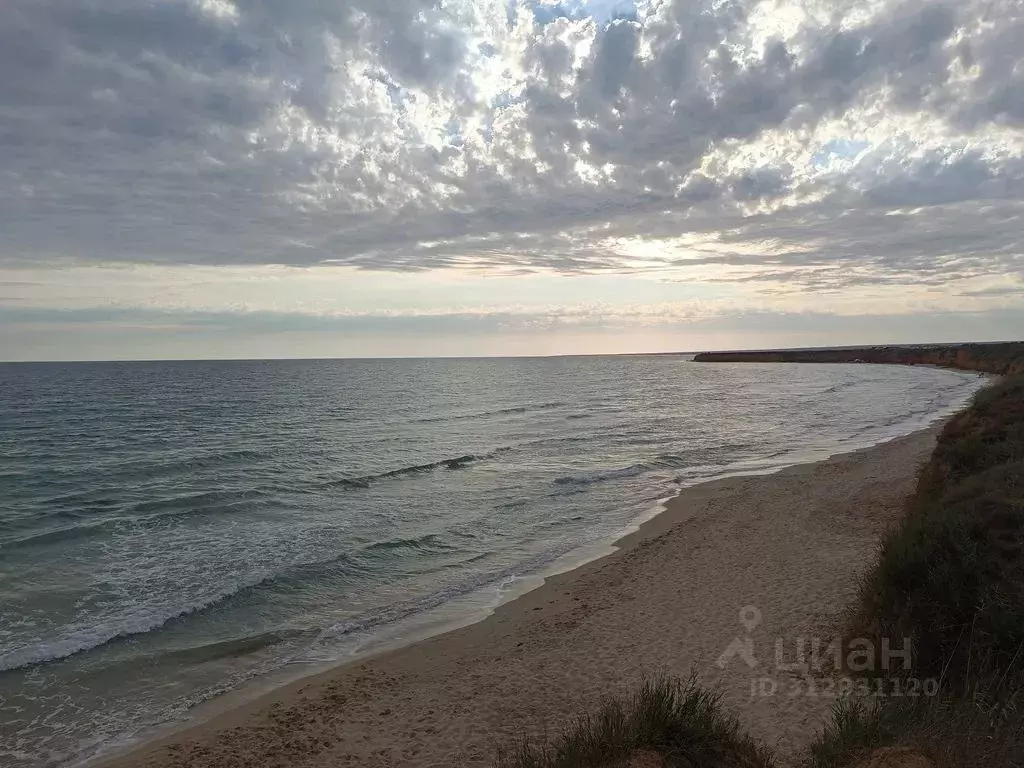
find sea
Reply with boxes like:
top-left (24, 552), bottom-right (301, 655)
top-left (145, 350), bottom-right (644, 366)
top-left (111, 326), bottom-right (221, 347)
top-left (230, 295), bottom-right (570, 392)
top-left (0, 356), bottom-right (985, 767)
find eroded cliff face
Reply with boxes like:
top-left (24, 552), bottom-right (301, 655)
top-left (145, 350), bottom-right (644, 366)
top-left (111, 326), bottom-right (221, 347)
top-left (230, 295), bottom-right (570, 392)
top-left (692, 342), bottom-right (1024, 376)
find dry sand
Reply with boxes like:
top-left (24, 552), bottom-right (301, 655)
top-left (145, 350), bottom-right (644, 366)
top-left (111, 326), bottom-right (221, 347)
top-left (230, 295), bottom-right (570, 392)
top-left (100, 426), bottom-right (939, 768)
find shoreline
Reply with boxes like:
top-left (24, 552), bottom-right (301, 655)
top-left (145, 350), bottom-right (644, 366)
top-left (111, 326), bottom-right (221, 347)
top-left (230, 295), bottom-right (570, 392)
top-left (84, 400), bottom-right (967, 767)
top-left (95, 421), bottom-right (947, 768)
top-left (87, 371), bottom-right (983, 768)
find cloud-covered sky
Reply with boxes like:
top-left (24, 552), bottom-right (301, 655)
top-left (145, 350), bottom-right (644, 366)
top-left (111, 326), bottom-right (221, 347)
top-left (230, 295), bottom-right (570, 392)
top-left (2, 0), bottom-right (1023, 360)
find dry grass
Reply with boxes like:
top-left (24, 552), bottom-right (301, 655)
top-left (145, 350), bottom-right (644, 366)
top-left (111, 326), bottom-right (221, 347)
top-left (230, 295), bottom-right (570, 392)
top-left (495, 677), bottom-right (775, 768)
top-left (853, 377), bottom-right (1024, 686)
top-left (805, 680), bottom-right (1024, 768)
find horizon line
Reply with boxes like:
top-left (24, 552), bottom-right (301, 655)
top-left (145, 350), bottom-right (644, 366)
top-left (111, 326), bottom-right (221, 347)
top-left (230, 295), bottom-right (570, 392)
top-left (3, 339), bottom-right (1022, 365)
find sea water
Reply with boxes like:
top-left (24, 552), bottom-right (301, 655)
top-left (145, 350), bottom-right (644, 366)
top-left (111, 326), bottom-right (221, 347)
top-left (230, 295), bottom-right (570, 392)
top-left (0, 356), bottom-right (984, 766)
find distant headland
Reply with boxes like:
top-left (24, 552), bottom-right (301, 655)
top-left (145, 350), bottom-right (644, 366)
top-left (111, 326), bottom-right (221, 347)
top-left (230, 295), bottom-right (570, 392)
top-left (693, 340), bottom-right (1024, 376)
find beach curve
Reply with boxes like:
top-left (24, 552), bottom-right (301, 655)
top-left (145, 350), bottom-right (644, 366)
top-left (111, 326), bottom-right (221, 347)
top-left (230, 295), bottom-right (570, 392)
top-left (92, 423), bottom-right (943, 768)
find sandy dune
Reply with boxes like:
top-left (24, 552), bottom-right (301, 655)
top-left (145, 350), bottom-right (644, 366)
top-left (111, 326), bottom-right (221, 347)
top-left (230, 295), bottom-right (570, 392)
top-left (100, 426), bottom-right (938, 768)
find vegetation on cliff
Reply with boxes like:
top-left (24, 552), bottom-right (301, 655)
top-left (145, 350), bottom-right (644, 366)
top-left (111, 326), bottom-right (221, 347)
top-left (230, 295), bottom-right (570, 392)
top-left (693, 341), bottom-right (1024, 376)
top-left (806, 374), bottom-right (1024, 767)
top-left (855, 376), bottom-right (1024, 685)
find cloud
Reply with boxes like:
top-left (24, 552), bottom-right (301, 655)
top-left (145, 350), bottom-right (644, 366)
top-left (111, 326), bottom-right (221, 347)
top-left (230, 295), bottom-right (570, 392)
top-left (0, 0), bottom-right (1022, 307)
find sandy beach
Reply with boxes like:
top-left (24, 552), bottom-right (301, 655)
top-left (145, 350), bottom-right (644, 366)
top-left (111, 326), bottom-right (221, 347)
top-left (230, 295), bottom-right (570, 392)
top-left (98, 425), bottom-right (940, 768)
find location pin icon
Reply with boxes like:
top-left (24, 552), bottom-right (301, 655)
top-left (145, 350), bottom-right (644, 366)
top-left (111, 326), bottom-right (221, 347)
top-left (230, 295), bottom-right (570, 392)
top-left (739, 606), bottom-right (762, 632)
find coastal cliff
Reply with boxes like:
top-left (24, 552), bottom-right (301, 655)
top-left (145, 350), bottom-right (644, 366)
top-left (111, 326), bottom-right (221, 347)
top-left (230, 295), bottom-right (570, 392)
top-left (693, 341), bottom-right (1024, 376)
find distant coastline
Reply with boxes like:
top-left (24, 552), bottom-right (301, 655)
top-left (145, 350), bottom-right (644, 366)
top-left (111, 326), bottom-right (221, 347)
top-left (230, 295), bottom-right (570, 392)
top-left (693, 340), bottom-right (1024, 375)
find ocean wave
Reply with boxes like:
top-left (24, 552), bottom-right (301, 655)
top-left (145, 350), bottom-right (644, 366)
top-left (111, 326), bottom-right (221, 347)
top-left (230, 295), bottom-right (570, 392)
top-left (25, 489), bottom-right (121, 513)
top-left (554, 465), bottom-right (650, 486)
top-left (0, 551), bottom-right (361, 674)
top-left (0, 589), bottom-right (260, 674)
top-left (1, 532), bottom-right (495, 673)
top-left (843, 402), bottom-right (949, 437)
top-left (1, 525), bottom-right (495, 673)
top-left (151, 630), bottom-right (302, 665)
top-left (2, 490), bottom-right (283, 551)
top-left (411, 401), bottom-right (565, 424)
top-left (312, 550), bottom-right (561, 647)
top-left (552, 453), bottom-right (702, 487)
top-left (520, 434), bottom-right (595, 447)
top-left (1, 518), bottom-right (122, 549)
top-left (5, 452), bottom-right (500, 551)
top-left (129, 488), bottom-right (272, 516)
top-left (442, 550), bottom-right (493, 568)
top-left (362, 532), bottom-right (458, 555)
top-left (823, 380), bottom-right (859, 394)
top-left (320, 447), bottom-right (510, 489)
top-left (0, 488), bottom-right (125, 544)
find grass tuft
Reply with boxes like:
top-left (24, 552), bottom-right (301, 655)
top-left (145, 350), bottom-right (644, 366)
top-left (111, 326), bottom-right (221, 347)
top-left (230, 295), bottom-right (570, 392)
top-left (496, 676), bottom-right (775, 768)
top-left (805, 680), bottom-right (1024, 768)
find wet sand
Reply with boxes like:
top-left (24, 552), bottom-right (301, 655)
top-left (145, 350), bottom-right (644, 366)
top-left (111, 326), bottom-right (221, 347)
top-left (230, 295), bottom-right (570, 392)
top-left (99, 425), bottom-right (939, 768)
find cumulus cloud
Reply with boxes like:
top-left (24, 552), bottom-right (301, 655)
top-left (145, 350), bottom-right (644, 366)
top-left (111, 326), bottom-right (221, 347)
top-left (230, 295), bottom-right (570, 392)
top-left (1, 0), bottom-right (1022, 298)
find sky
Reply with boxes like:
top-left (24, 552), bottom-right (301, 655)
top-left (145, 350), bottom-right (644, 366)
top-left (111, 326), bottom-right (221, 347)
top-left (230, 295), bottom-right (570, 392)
top-left (2, 0), bottom-right (1023, 361)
